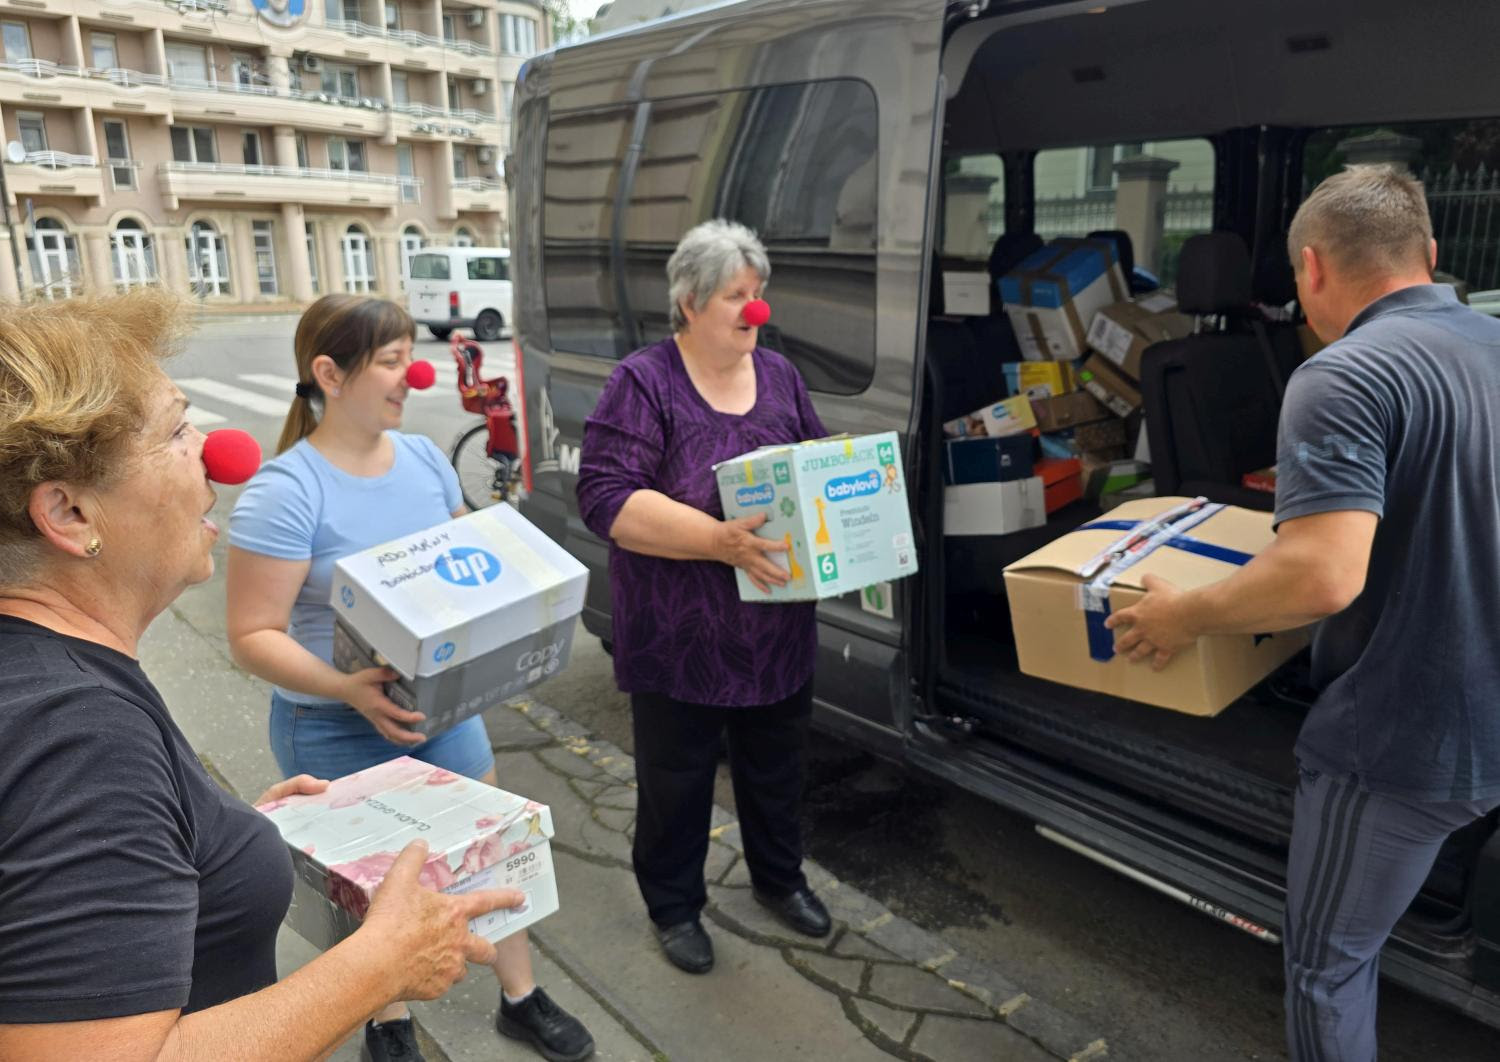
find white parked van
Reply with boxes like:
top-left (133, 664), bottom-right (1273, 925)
top-left (407, 246), bottom-right (513, 341)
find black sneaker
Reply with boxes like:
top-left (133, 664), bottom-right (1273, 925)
top-left (497, 986), bottom-right (596, 1062)
top-left (361, 1017), bottom-right (424, 1061)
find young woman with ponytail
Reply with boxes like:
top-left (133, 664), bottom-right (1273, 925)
top-left (225, 294), bottom-right (594, 1062)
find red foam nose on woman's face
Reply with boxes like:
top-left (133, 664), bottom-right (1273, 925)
top-left (742, 299), bottom-right (771, 328)
top-left (406, 360), bottom-right (436, 390)
top-left (201, 429), bottom-right (262, 486)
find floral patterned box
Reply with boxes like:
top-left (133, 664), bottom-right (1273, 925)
top-left (258, 756), bottom-right (558, 951)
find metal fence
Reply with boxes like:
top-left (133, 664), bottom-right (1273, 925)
top-left (1421, 164), bottom-right (1500, 293)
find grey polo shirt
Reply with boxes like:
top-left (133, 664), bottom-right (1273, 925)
top-left (1275, 284), bottom-right (1500, 801)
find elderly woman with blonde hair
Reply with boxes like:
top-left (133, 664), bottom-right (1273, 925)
top-left (0, 289), bottom-right (518, 1060)
top-left (577, 219), bottom-right (832, 976)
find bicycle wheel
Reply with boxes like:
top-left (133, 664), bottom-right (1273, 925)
top-left (450, 423), bottom-right (510, 510)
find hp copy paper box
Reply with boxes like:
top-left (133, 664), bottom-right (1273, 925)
top-left (714, 432), bottom-right (918, 602)
top-left (259, 756), bottom-right (559, 950)
top-left (333, 615), bottom-right (577, 737)
top-left (1002, 497), bottom-right (1309, 715)
top-left (331, 505), bottom-right (587, 679)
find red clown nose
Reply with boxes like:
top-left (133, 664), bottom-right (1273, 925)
top-left (742, 299), bottom-right (771, 328)
top-left (202, 429), bottom-right (262, 486)
top-left (406, 360), bottom-right (436, 390)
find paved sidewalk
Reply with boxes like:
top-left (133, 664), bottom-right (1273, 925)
top-left (141, 598), bottom-right (1111, 1061)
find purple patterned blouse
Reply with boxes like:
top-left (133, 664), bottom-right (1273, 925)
top-left (576, 338), bottom-right (828, 707)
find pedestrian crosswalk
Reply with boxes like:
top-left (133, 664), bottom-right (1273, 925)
top-left (174, 364), bottom-right (488, 430)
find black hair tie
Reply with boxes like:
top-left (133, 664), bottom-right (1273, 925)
top-left (295, 381), bottom-right (316, 399)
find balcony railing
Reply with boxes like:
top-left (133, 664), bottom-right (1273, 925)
top-left (393, 102), bottom-right (496, 125)
top-left (160, 160), bottom-right (420, 192)
top-left (0, 58), bottom-right (84, 79)
top-left (20, 151), bottom-right (98, 169)
top-left (453, 177), bottom-right (503, 191)
top-left (90, 67), bottom-right (170, 88)
top-left (325, 19), bottom-right (461, 51)
top-left (445, 38), bottom-right (493, 58)
top-left (169, 76), bottom-right (279, 97)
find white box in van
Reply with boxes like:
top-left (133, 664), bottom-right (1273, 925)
top-left (943, 477), bottom-right (1046, 536)
top-left (330, 505), bottom-right (588, 680)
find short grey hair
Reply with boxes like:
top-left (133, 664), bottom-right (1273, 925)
top-left (1288, 164), bottom-right (1433, 280)
top-left (667, 219), bottom-right (771, 331)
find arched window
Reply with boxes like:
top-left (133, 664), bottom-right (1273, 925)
top-left (26, 217), bottom-right (81, 299)
top-left (185, 220), bottom-right (231, 296)
top-left (453, 227), bottom-right (475, 248)
top-left (400, 225), bottom-right (425, 289)
top-left (341, 224), bottom-right (377, 293)
top-left (111, 218), bottom-right (158, 290)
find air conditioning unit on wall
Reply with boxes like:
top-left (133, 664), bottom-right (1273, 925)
top-left (470, 78), bottom-right (489, 96)
top-left (477, 146), bottom-right (493, 163)
top-left (465, 8), bottom-right (486, 28)
top-left (301, 53), bottom-right (321, 72)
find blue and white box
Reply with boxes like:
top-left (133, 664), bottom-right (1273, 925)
top-left (999, 238), bottom-right (1128, 361)
top-left (330, 505), bottom-right (588, 680)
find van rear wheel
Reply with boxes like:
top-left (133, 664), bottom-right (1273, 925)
top-left (428, 326), bottom-right (453, 340)
top-left (474, 310), bottom-right (503, 342)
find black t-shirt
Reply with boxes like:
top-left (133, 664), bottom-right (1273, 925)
top-left (0, 616), bottom-right (294, 1022)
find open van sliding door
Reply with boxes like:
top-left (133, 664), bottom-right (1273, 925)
top-left (511, 0), bottom-right (949, 747)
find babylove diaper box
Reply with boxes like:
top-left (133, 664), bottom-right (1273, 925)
top-left (330, 505), bottom-right (588, 733)
top-left (1002, 496), bottom-right (1310, 716)
top-left (259, 756), bottom-right (558, 951)
top-left (714, 432), bottom-right (918, 602)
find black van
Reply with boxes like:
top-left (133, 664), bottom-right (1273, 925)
top-left (507, 0), bottom-right (1500, 1025)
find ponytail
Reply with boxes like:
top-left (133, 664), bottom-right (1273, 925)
top-left (275, 389), bottom-right (320, 455)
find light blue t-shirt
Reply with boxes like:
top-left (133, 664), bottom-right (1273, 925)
top-left (229, 432), bottom-right (462, 703)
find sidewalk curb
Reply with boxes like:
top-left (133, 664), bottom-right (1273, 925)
top-left (509, 696), bottom-right (1111, 1061)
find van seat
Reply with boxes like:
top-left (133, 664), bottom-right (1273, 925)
top-left (1139, 233), bottom-right (1285, 511)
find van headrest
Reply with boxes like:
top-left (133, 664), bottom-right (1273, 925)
top-left (1255, 250), bottom-right (1298, 308)
top-left (988, 231), bottom-right (1044, 280)
top-left (1087, 229), bottom-right (1135, 279)
top-left (1176, 232), bottom-right (1252, 315)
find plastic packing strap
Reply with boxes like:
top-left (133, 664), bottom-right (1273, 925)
top-left (1072, 498), bottom-right (1251, 662)
top-left (473, 514), bottom-right (565, 626)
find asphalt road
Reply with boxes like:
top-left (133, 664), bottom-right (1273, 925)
top-left (171, 314), bottom-right (1498, 1062)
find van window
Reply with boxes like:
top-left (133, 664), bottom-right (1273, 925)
top-left (542, 79), bottom-right (879, 394)
top-left (468, 256), bottom-right (510, 281)
top-left (1300, 119), bottom-right (1500, 302)
top-left (942, 153), bottom-right (1005, 260)
top-left (1033, 137), bottom-right (1214, 286)
top-left (409, 253), bottom-right (450, 281)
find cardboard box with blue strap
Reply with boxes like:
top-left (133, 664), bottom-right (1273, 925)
top-left (999, 237), bottom-right (1128, 361)
top-left (1002, 496), bottom-right (1309, 715)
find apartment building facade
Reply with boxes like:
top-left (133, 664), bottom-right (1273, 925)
top-left (0, 0), bottom-right (546, 306)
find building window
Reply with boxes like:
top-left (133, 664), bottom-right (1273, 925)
top-left (446, 75), bottom-right (459, 111)
top-left (397, 142), bottom-right (418, 202)
top-left (242, 131), bottom-right (262, 166)
top-left (252, 220), bottom-right (279, 295)
top-left (186, 220), bottom-right (231, 296)
top-left (295, 132), bottom-right (309, 169)
top-left (17, 112), bottom-right (47, 155)
top-left (341, 225), bottom-right (376, 292)
top-left (326, 0), bottom-right (347, 20)
top-left (103, 120), bottom-right (135, 189)
top-left (321, 62), bottom-right (359, 99)
top-left (502, 81), bottom-right (515, 116)
top-left (90, 32), bottom-right (118, 70)
top-left (231, 50), bottom-right (263, 89)
top-left (501, 15), bottom-right (536, 56)
top-left (328, 138), bottom-right (367, 173)
top-left (27, 218), bottom-right (80, 299)
top-left (453, 227), bottom-right (474, 247)
top-left (2, 21), bottom-right (31, 61)
top-left (400, 225), bottom-right (424, 288)
top-left (165, 42), bottom-right (209, 82)
top-left (391, 70), bottom-right (410, 107)
top-left (384, 2), bottom-right (399, 30)
top-left (442, 13), bottom-right (456, 41)
top-left (111, 219), bottom-right (157, 290)
top-left (452, 148), bottom-right (467, 180)
top-left (306, 222), bottom-right (320, 294)
top-left (170, 126), bottom-right (218, 164)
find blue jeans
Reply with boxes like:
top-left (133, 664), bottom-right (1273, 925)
top-left (269, 692), bottom-right (495, 782)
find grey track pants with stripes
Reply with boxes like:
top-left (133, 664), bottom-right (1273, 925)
top-left (1283, 765), bottom-right (1499, 1061)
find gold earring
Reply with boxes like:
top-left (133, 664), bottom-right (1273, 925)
top-left (85, 538), bottom-right (102, 558)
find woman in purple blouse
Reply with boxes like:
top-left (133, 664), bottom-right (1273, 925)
top-left (576, 219), bottom-right (832, 974)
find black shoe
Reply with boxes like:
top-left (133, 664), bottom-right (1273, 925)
top-left (653, 918), bottom-right (714, 974)
top-left (361, 1017), bottom-right (424, 1061)
top-left (754, 887), bottom-right (832, 937)
top-left (497, 986), bottom-right (595, 1062)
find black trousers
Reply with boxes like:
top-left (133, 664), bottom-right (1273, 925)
top-left (630, 681), bottom-right (814, 927)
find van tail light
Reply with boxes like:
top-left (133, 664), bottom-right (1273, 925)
top-left (512, 336), bottom-right (532, 496)
top-left (449, 290), bottom-right (460, 317)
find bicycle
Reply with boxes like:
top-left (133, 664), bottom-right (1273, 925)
top-left (446, 333), bottom-right (523, 510)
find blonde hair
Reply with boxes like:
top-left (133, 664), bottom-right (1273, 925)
top-left (276, 294), bottom-right (417, 454)
top-left (1288, 164), bottom-right (1434, 280)
top-left (0, 288), bottom-right (187, 586)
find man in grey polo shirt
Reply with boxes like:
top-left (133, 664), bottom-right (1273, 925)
top-left (1106, 164), bottom-right (1500, 1061)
